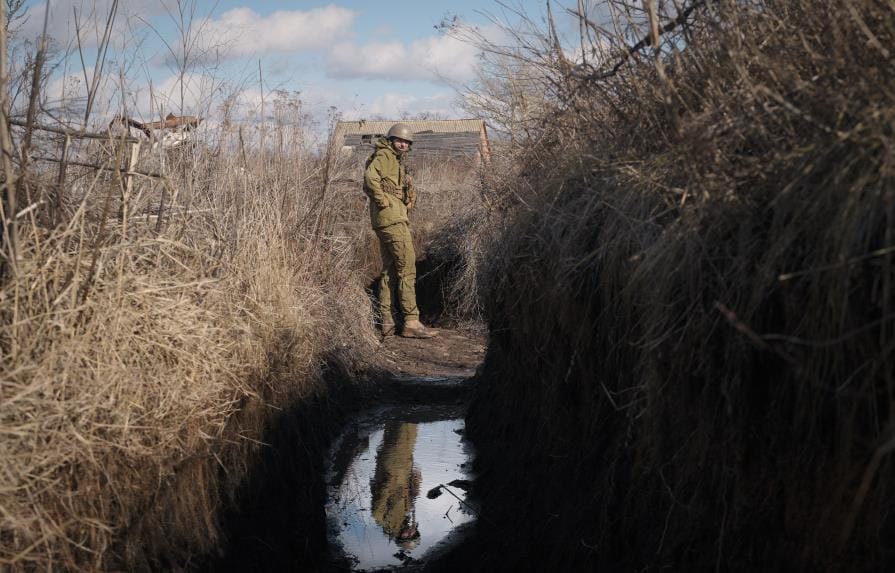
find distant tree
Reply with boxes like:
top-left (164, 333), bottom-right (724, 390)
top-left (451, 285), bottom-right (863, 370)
top-left (5, 0), bottom-right (27, 35)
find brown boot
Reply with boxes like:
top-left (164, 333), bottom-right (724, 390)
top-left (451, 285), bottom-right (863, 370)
top-left (401, 319), bottom-right (438, 339)
top-left (381, 319), bottom-right (396, 337)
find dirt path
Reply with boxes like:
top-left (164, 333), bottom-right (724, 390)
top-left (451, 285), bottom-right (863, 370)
top-left (329, 327), bottom-right (487, 572)
top-left (376, 327), bottom-right (486, 379)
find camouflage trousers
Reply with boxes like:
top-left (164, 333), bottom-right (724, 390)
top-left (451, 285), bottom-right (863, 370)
top-left (376, 222), bottom-right (419, 323)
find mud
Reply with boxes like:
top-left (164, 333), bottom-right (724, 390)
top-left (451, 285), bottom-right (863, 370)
top-left (376, 327), bottom-right (486, 379)
top-left (324, 404), bottom-right (476, 571)
top-left (203, 328), bottom-right (485, 572)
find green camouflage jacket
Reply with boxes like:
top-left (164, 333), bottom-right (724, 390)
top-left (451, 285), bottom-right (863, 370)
top-left (363, 138), bottom-right (416, 230)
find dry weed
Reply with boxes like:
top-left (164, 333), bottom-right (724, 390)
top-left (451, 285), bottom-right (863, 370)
top-left (1, 117), bottom-right (375, 570)
top-left (470, 0), bottom-right (895, 569)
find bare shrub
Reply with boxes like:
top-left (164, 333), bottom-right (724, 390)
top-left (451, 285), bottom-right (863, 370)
top-left (0, 79), bottom-right (375, 573)
top-left (468, 0), bottom-right (895, 569)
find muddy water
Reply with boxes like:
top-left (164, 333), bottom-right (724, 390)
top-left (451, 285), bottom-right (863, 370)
top-left (325, 403), bottom-right (475, 571)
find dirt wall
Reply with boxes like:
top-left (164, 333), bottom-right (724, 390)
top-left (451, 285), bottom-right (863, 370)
top-left (462, 1), bottom-right (895, 570)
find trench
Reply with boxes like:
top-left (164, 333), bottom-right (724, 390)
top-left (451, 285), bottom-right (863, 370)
top-left (188, 221), bottom-right (500, 571)
top-left (325, 390), bottom-right (476, 571)
top-left (203, 341), bottom-right (487, 572)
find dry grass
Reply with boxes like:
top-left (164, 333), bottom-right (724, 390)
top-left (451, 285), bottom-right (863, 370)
top-left (0, 113), bottom-right (376, 570)
top-left (414, 151), bottom-right (519, 324)
top-left (405, 156), bottom-right (489, 323)
top-left (468, 0), bottom-right (895, 569)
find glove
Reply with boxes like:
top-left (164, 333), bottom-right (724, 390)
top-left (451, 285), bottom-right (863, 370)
top-left (377, 180), bottom-right (400, 209)
top-left (381, 179), bottom-right (402, 198)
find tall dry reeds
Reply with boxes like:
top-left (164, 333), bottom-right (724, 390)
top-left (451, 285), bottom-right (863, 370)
top-left (0, 95), bottom-right (376, 570)
top-left (404, 156), bottom-right (488, 323)
top-left (467, 0), bottom-right (895, 570)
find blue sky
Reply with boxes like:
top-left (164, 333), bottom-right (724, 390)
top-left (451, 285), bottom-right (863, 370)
top-left (16, 1), bottom-right (582, 134)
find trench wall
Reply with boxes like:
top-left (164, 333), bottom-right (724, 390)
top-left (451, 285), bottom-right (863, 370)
top-left (463, 1), bottom-right (895, 569)
top-left (466, 178), bottom-right (895, 571)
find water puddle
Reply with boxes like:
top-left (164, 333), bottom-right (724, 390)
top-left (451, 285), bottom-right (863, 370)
top-left (325, 404), bottom-right (475, 571)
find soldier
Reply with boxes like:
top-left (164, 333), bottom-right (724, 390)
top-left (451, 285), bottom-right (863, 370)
top-left (370, 422), bottom-right (422, 545)
top-left (363, 122), bottom-right (438, 338)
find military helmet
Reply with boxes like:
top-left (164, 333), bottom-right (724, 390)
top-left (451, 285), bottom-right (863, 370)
top-left (387, 122), bottom-right (414, 142)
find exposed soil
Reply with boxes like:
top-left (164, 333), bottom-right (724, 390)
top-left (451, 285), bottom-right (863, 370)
top-left (375, 327), bottom-right (486, 380)
top-left (206, 326), bottom-right (486, 572)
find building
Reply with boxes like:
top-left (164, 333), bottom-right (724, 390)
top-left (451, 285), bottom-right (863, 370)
top-left (331, 119), bottom-right (491, 165)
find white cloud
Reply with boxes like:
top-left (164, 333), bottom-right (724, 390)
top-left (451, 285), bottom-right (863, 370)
top-left (327, 41), bottom-right (405, 79)
top-left (191, 5), bottom-right (357, 61)
top-left (38, 66), bottom-right (135, 125)
top-left (17, 0), bottom-right (161, 47)
top-left (44, 69), bottom-right (92, 106)
top-left (340, 92), bottom-right (459, 121)
top-left (412, 34), bottom-right (481, 83)
top-left (327, 34), bottom-right (481, 84)
top-left (362, 92), bottom-right (419, 117)
top-left (133, 72), bottom-right (223, 118)
top-left (128, 74), bottom-right (296, 125)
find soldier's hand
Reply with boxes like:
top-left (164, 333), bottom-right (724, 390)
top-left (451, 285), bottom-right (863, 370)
top-left (404, 177), bottom-right (417, 209)
top-left (382, 179), bottom-right (399, 197)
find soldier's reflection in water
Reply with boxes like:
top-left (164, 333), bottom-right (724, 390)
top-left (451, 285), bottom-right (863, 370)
top-left (370, 422), bottom-right (422, 550)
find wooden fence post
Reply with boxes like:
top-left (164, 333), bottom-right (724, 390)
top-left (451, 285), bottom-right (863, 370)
top-left (478, 123), bottom-right (492, 167)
